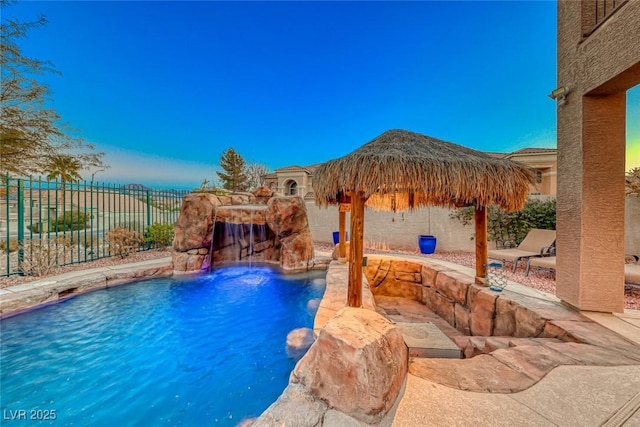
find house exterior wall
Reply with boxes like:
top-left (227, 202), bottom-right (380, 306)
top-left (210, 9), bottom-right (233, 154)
top-left (556, 0), bottom-right (640, 312)
top-left (509, 153), bottom-right (558, 195)
top-left (263, 167), bottom-right (314, 197)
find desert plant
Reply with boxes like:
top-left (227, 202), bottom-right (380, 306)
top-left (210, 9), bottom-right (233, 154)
top-left (19, 238), bottom-right (67, 276)
top-left (0, 238), bottom-right (19, 253)
top-left (145, 223), bottom-right (174, 248)
top-left (626, 168), bottom-right (640, 197)
top-left (106, 227), bottom-right (143, 258)
top-left (450, 198), bottom-right (556, 248)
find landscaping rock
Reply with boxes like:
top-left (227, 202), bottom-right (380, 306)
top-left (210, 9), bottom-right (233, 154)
top-left (252, 383), bottom-right (328, 427)
top-left (252, 185), bottom-right (275, 203)
top-left (468, 285), bottom-right (497, 336)
top-left (286, 327), bottom-right (315, 360)
top-left (266, 196), bottom-right (310, 238)
top-left (434, 270), bottom-right (471, 305)
top-left (173, 193), bottom-right (220, 252)
top-left (292, 307), bottom-right (407, 425)
top-left (280, 230), bottom-right (314, 271)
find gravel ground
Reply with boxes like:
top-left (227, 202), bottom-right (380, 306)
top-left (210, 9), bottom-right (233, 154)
top-left (0, 248), bottom-right (173, 289)
top-left (2, 244), bottom-right (638, 310)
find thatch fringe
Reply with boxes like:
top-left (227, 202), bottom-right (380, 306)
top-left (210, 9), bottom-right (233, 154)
top-left (313, 129), bottom-right (535, 211)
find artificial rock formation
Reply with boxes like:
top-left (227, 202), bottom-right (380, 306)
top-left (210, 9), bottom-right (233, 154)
top-left (172, 187), bottom-right (315, 273)
top-left (286, 327), bottom-right (315, 360)
top-left (255, 307), bottom-right (408, 426)
top-left (292, 307), bottom-right (407, 424)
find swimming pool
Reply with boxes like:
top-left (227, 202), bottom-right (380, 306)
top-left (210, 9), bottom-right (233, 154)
top-left (0, 266), bottom-right (326, 426)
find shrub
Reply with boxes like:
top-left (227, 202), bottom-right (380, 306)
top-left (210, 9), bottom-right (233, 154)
top-left (106, 227), bottom-right (143, 258)
top-left (145, 223), bottom-right (174, 248)
top-left (19, 238), bottom-right (67, 276)
top-left (450, 198), bottom-right (556, 248)
top-left (0, 238), bottom-right (19, 253)
top-left (28, 222), bottom-right (42, 233)
top-left (28, 211), bottom-right (92, 233)
top-left (51, 211), bottom-right (91, 232)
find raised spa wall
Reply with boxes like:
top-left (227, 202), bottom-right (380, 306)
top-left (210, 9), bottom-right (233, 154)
top-left (365, 256), bottom-right (577, 339)
top-left (171, 187), bottom-right (324, 274)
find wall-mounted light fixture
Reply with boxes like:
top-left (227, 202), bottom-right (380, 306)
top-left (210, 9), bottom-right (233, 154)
top-left (548, 86), bottom-right (570, 105)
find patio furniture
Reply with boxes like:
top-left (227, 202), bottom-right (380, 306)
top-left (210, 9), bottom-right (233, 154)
top-left (526, 256), bottom-right (556, 276)
top-left (488, 229), bottom-right (556, 272)
top-left (526, 254), bottom-right (640, 285)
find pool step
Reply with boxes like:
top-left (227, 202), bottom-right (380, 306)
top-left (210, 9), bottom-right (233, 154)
top-left (395, 322), bottom-right (462, 359)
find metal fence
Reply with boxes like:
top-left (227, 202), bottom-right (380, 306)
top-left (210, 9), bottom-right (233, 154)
top-left (1, 175), bottom-right (190, 277)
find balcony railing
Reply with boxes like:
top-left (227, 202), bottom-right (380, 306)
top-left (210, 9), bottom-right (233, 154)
top-left (583, 0), bottom-right (629, 37)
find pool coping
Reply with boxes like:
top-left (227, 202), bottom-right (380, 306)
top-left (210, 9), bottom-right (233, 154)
top-left (0, 257), bottom-right (174, 318)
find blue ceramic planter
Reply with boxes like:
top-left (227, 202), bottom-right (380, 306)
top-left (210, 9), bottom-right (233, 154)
top-left (418, 235), bottom-right (437, 254)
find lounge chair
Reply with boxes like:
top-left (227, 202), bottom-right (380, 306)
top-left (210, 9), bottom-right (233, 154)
top-left (526, 254), bottom-right (640, 285)
top-left (488, 229), bottom-right (556, 272)
top-left (526, 256), bottom-right (557, 276)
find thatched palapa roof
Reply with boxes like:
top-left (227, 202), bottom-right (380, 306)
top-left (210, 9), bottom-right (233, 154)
top-left (313, 129), bottom-right (535, 211)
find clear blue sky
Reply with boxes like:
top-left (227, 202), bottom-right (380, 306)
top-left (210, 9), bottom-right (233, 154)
top-left (6, 1), bottom-right (640, 188)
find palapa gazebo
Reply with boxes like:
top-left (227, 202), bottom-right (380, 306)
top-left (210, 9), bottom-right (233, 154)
top-left (313, 129), bottom-right (535, 307)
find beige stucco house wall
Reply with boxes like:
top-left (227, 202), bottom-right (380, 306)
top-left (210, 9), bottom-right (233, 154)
top-left (263, 164), bottom-right (320, 198)
top-left (506, 149), bottom-right (558, 195)
top-left (555, 0), bottom-right (640, 312)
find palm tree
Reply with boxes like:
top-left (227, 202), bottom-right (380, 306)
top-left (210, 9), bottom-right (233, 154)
top-left (46, 154), bottom-right (82, 184)
top-left (45, 155), bottom-right (82, 231)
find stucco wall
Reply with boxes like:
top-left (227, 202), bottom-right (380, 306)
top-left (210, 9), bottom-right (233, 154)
top-left (626, 197), bottom-right (640, 256)
top-left (307, 197), bottom-right (640, 256)
top-left (307, 203), bottom-right (475, 252)
top-left (556, 0), bottom-right (640, 312)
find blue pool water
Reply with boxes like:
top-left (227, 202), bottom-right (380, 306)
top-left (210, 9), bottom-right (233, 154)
top-left (0, 266), bottom-right (326, 426)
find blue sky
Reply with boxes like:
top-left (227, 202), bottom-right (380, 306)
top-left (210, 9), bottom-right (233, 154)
top-left (6, 1), bottom-right (640, 188)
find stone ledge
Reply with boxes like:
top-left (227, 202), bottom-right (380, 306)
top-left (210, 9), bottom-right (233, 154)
top-left (365, 256), bottom-right (640, 347)
top-left (366, 255), bottom-right (640, 392)
top-left (0, 258), bottom-right (173, 317)
top-left (313, 260), bottom-right (376, 336)
top-left (396, 322), bottom-right (462, 359)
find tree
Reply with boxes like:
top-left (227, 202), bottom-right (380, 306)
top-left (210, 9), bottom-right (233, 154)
top-left (216, 148), bottom-right (248, 191)
top-left (626, 168), bottom-right (640, 197)
top-left (45, 154), bottom-right (82, 184)
top-left (245, 162), bottom-right (271, 191)
top-left (0, 0), bottom-right (106, 177)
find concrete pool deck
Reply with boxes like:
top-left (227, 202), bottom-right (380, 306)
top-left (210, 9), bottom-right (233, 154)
top-left (1, 253), bottom-right (639, 426)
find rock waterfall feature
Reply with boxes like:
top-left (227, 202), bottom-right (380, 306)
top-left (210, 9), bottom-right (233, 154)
top-left (172, 187), bottom-right (316, 273)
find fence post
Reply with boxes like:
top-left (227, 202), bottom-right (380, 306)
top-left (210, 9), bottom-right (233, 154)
top-left (146, 190), bottom-right (152, 229)
top-left (17, 178), bottom-right (24, 272)
top-left (146, 190), bottom-right (152, 249)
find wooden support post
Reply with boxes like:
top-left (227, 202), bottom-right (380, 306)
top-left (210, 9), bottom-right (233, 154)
top-left (475, 205), bottom-right (488, 284)
top-left (338, 206), bottom-right (347, 259)
top-left (348, 193), bottom-right (365, 307)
